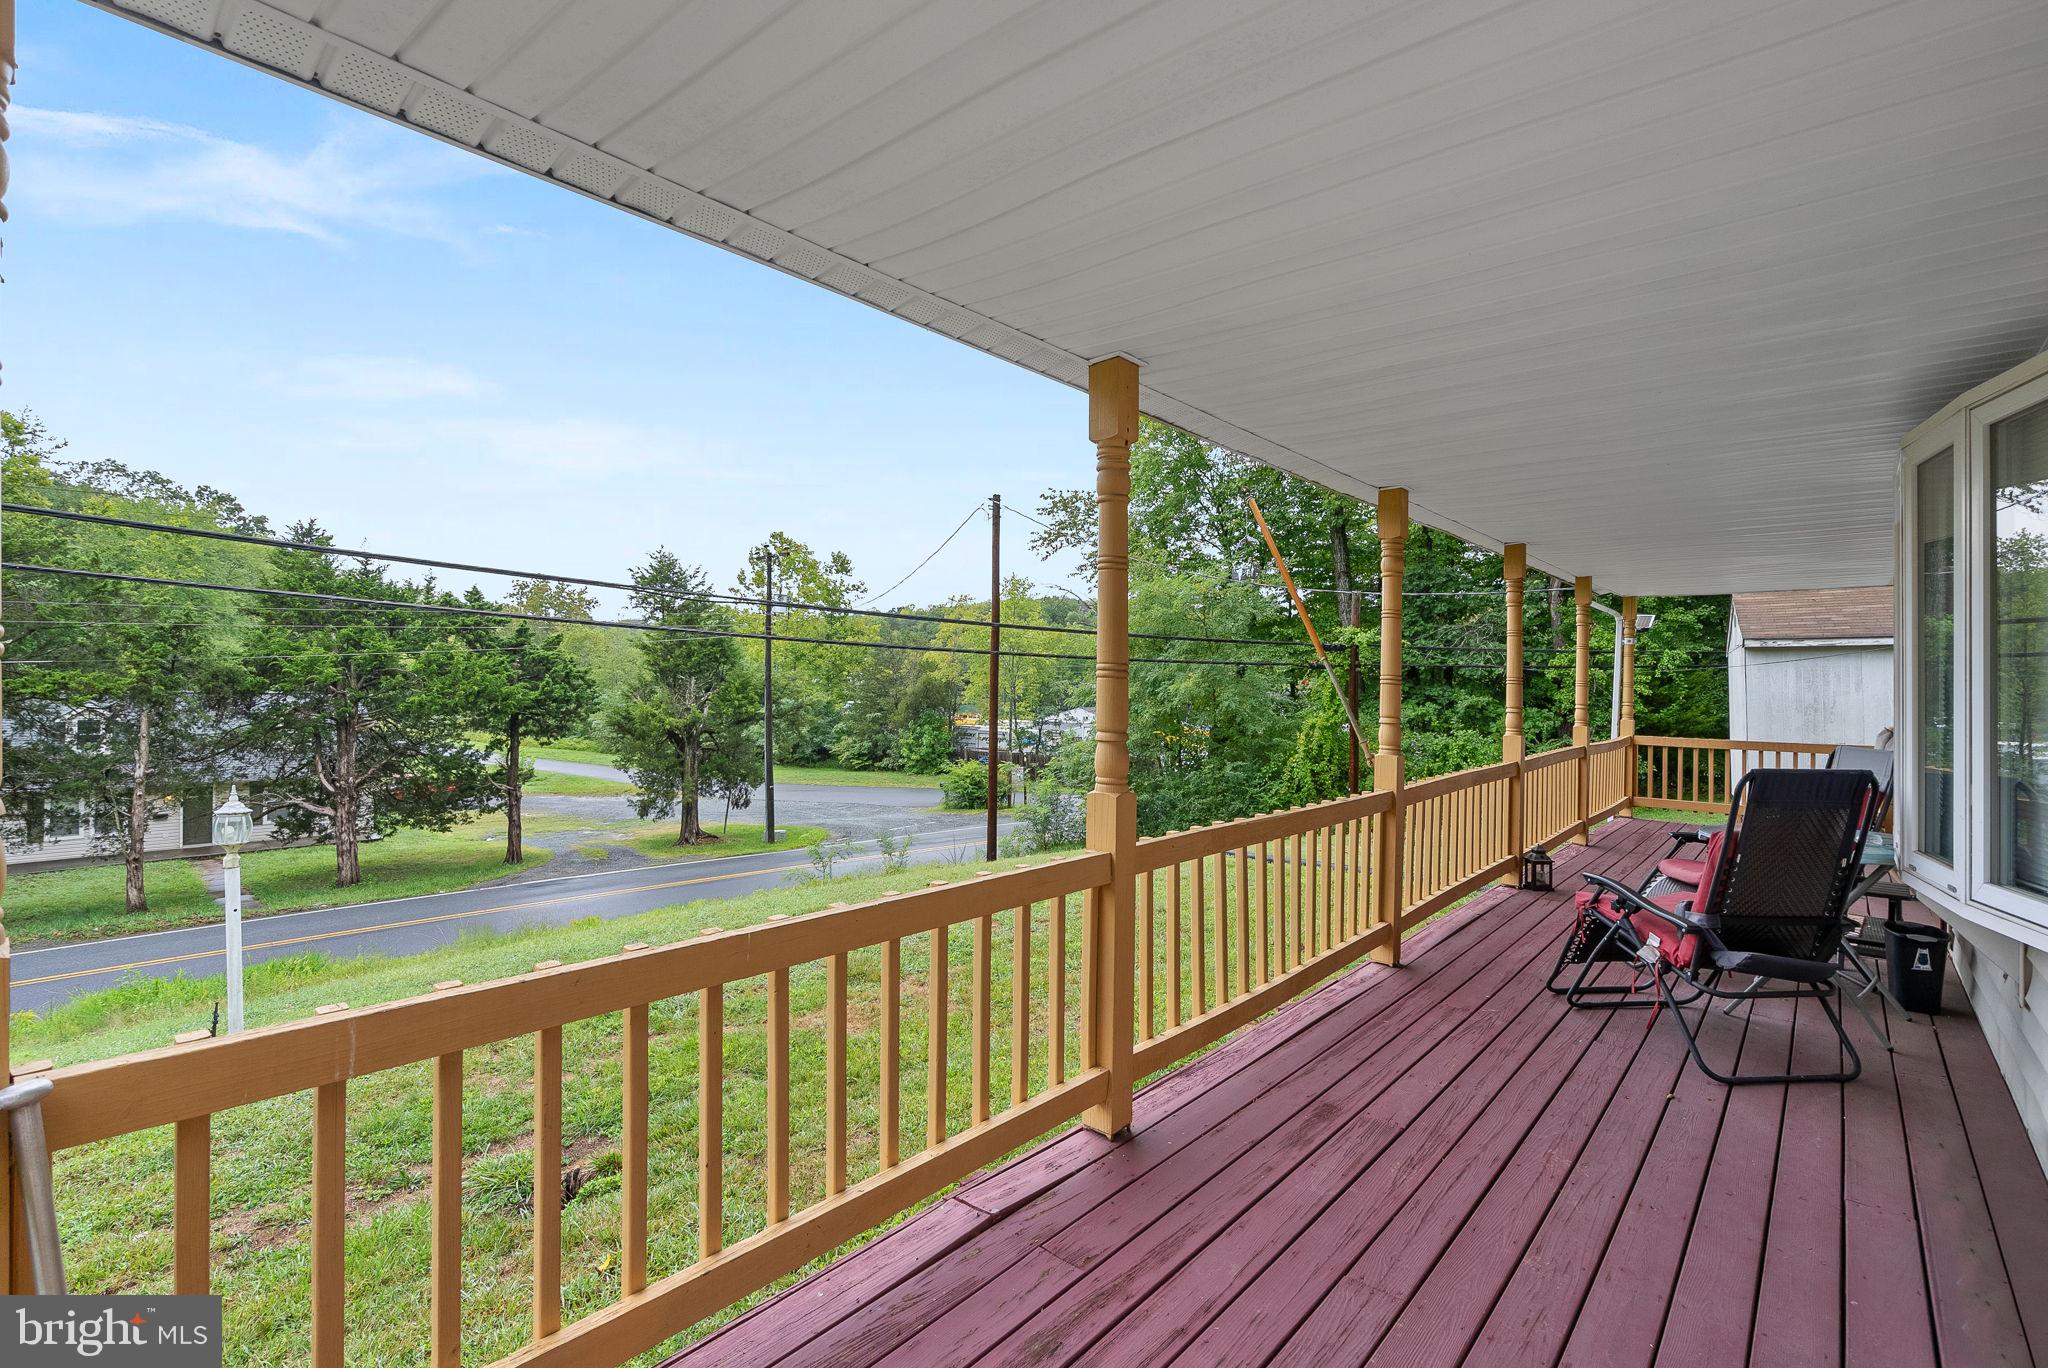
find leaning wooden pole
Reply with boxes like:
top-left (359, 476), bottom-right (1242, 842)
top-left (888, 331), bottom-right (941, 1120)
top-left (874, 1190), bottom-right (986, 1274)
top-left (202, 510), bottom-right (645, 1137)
top-left (1372, 488), bottom-right (1408, 965)
top-left (1083, 356), bottom-right (1138, 1139)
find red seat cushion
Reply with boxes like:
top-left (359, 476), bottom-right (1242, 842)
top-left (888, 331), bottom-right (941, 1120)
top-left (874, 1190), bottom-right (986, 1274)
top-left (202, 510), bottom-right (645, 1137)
top-left (1658, 856), bottom-right (1707, 886)
top-left (1570, 890), bottom-right (1700, 969)
top-left (1627, 907), bottom-right (1698, 968)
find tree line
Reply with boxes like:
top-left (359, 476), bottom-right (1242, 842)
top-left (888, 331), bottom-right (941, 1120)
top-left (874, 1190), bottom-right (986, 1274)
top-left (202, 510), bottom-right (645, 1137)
top-left (1, 410), bottom-right (1730, 915)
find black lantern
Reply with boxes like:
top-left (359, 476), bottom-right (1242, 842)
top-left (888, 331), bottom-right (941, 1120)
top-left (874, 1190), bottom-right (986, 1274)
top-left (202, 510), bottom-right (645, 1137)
top-left (1520, 845), bottom-right (1554, 892)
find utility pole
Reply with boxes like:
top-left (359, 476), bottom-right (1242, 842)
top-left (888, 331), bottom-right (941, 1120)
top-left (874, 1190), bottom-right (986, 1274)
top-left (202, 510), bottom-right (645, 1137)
top-left (986, 494), bottom-right (1001, 860)
top-left (759, 545), bottom-right (776, 845)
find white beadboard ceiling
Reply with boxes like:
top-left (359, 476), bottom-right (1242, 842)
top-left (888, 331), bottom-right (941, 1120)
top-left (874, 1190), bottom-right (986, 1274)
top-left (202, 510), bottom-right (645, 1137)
top-left (89, 0), bottom-right (2048, 593)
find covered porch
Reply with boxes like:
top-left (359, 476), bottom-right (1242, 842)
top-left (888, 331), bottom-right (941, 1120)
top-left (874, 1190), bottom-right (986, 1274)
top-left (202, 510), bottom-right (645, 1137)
top-left (667, 817), bottom-right (2048, 1368)
top-left (3, 1), bottom-right (2047, 1365)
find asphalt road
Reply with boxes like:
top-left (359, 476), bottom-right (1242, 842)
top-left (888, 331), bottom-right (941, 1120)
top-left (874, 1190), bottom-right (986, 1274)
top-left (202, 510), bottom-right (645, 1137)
top-left (13, 776), bottom-right (1015, 1013)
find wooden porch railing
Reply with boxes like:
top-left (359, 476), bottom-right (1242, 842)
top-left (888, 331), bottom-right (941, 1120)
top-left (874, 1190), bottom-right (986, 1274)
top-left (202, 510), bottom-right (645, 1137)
top-left (0, 730), bottom-right (1850, 1364)
top-left (1632, 734), bottom-right (1835, 814)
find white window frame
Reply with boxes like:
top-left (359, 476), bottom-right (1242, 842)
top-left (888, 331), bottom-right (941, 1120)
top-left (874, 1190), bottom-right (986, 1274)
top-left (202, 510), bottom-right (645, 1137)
top-left (1900, 421), bottom-right (1964, 898)
top-left (1967, 370), bottom-right (2048, 924)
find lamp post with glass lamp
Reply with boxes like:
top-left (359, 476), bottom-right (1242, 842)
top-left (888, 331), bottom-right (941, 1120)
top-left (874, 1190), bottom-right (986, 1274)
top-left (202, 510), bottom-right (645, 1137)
top-left (213, 786), bottom-right (253, 1033)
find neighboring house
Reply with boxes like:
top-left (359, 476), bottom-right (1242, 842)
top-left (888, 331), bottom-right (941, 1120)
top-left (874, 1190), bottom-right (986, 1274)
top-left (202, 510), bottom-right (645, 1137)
top-left (2, 706), bottom-right (294, 870)
top-left (1727, 587), bottom-right (1895, 747)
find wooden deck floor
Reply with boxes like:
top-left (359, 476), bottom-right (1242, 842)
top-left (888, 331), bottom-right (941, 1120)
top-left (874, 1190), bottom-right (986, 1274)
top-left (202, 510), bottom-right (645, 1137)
top-left (664, 818), bottom-right (2048, 1368)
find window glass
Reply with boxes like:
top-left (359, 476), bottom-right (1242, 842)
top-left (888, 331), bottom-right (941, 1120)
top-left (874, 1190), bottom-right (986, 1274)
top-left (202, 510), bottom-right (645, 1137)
top-left (48, 801), bottom-right (84, 840)
top-left (1991, 400), bottom-right (2048, 895)
top-left (1916, 451), bottom-right (1956, 863)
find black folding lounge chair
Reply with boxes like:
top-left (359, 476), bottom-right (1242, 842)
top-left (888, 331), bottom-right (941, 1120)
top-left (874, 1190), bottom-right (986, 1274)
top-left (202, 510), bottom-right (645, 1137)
top-left (1554, 767), bottom-right (1879, 1085)
top-left (1649, 744), bottom-right (1893, 896)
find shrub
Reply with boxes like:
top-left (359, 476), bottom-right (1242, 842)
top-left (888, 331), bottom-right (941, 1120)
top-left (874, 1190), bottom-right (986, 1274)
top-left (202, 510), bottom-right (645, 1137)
top-left (940, 760), bottom-right (1012, 810)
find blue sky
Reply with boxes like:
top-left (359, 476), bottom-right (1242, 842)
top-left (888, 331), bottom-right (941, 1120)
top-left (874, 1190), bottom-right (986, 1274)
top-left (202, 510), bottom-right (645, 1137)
top-left (8, 0), bottom-right (1090, 608)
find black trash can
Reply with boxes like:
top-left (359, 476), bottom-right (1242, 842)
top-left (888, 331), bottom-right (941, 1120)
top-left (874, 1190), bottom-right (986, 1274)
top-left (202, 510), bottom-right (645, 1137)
top-left (1884, 919), bottom-right (1952, 1015)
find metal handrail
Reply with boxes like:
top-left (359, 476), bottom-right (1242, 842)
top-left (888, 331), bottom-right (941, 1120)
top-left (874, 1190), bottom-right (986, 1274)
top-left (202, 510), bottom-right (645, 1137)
top-left (0, 1076), bottom-right (65, 1293)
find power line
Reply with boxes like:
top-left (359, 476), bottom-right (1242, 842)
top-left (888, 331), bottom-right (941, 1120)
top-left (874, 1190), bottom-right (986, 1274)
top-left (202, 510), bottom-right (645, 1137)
top-left (0, 562), bottom-right (1316, 671)
top-left (861, 502), bottom-right (985, 607)
top-left (1, 503), bottom-right (1298, 652)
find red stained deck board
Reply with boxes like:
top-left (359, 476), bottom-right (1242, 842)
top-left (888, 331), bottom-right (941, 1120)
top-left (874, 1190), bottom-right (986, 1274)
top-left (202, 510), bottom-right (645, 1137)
top-left (1936, 997), bottom-right (2048, 1361)
top-left (1367, 1004), bottom-right (1693, 1368)
top-left (959, 916), bottom-right (1580, 1367)
top-left (761, 851), bottom-right (1584, 1368)
top-left (658, 820), bottom-right (2043, 1368)
top-left (1075, 983), bottom-right (1574, 1368)
top-left (1652, 993), bottom-right (1796, 1368)
top-left (1894, 987), bottom-right (2034, 1367)
top-left (1748, 998), bottom-right (1848, 1368)
top-left (1469, 999), bottom-right (1745, 1367)
top-left (1842, 999), bottom-right (1937, 1368)
top-left (1268, 992), bottom-right (1652, 1364)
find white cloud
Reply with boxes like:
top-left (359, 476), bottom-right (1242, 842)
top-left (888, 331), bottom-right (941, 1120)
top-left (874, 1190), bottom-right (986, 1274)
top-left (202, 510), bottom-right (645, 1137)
top-left (270, 355), bottom-right (500, 402)
top-left (13, 106), bottom-right (519, 249)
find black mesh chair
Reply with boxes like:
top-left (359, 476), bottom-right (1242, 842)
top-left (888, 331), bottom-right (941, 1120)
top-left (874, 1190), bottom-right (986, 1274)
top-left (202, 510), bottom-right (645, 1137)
top-left (1649, 744), bottom-right (1892, 896)
top-left (1559, 767), bottom-right (1879, 1085)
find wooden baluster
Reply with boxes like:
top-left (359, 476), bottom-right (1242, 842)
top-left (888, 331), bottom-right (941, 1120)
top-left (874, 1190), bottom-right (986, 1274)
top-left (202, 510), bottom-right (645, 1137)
top-left (1234, 846), bottom-right (1250, 996)
top-left (1139, 874), bottom-right (1155, 1042)
top-left (1013, 904), bottom-right (1033, 1103)
top-left (174, 1116), bottom-right (210, 1297)
top-left (1293, 833), bottom-right (1306, 964)
top-left (1167, 861), bottom-right (1183, 1027)
top-left (1307, 827), bottom-right (1321, 958)
top-left (311, 1087), bottom-right (343, 1366)
top-left (972, 914), bottom-right (992, 1126)
top-left (1192, 857), bottom-right (1207, 1016)
top-left (828, 951), bottom-right (848, 1196)
top-left (878, 940), bottom-right (900, 1170)
top-left (699, 985), bottom-right (724, 1256)
top-left (1049, 896), bottom-right (1067, 1085)
top-left (624, 1002), bottom-right (650, 1283)
top-left (927, 928), bottom-right (949, 1146)
top-left (532, 1026), bottom-right (561, 1339)
top-left (1245, 839), bottom-right (1261, 978)
top-left (1348, 816), bottom-right (1360, 938)
top-left (767, 969), bottom-right (791, 1222)
top-left (1211, 850), bottom-right (1228, 1006)
top-left (1275, 838), bottom-right (1291, 974)
top-left (431, 1051), bottom-right (462, 1368)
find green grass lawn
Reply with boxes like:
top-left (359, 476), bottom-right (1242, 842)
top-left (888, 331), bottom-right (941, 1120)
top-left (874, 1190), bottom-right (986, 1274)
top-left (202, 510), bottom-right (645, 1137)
top-left (1, 860), bottom-right (223, 945)
top-left (616, 821), bottom-right (827, 860)
top-left (773, 765), bottom-right (940, 789)
top-left (3, 817), bottom-right (555, 946)
top-left (521, 740), bottom-right (621, 767)
top-left (5, 816), bottom-right (818, 946)
top-left (21, 848), bottom-right (1356, 1368)
top-left (522, 769), bottom-right (638, 796)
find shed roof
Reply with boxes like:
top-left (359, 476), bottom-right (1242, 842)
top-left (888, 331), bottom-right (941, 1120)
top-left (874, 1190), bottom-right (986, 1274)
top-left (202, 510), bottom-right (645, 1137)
top-left (1732, 587), bottom-right (1895, 644)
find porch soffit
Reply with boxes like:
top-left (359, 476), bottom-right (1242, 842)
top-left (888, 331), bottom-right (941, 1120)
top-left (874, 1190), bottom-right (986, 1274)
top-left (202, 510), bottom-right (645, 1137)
top-left (88, 0), bottom-right (2048, 594)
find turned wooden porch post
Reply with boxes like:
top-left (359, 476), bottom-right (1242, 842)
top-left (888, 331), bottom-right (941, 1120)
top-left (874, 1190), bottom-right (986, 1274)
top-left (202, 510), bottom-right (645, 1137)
top-left (1502, 545), bottom-right (1526, 876)
top-left (1083, 356), bottom-right (1138, 1138)
top-left (1571, 574), bottom-right (1593, 842)
top-left (1619, 594), bottom-right (1639, 817)
top-left (1372, 488), bottom-right (1408, 965)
